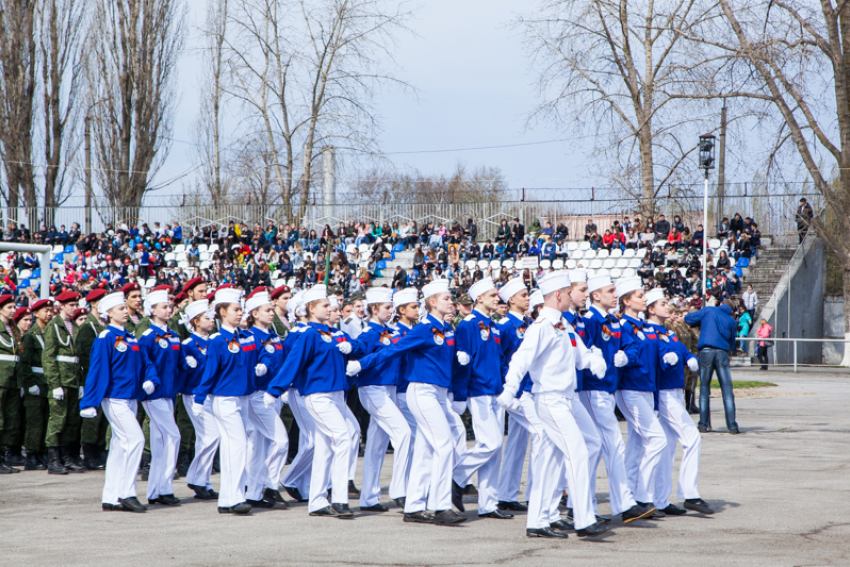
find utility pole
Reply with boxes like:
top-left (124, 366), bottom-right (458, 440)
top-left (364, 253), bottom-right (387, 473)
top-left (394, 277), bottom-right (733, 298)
top-left (322, 146), bottom-right (336, 223)
top-left (85, 116), bottom-right (92, 235)
top-left (717, 105), bottom-right (727, 228)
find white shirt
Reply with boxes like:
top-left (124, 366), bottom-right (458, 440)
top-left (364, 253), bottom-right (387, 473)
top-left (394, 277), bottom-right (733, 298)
top-left (503, 306), bottom-right (598, 399)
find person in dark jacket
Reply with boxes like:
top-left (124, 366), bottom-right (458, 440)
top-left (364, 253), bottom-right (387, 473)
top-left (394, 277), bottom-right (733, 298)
top-left (684, 301), bottom-right (739, 434)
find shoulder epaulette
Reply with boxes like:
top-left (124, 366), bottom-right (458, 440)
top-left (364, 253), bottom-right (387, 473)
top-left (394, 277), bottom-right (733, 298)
top-left (182, 337), bottom-right (193, 345)
top-left (142, 328), bottom-right (153, 336)
top-left (463, 314), bottom-right (475, 321)
top-left (210, 332), bottom-right (221, 339)
top-left (98, 329), bottom-right (111, 338)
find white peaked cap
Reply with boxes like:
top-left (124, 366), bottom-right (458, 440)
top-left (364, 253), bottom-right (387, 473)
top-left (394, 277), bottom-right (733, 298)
top-left (468, 277), bottom-right (495, 302)
top-left (615, 276), bottom-right (642, 298)
top-left (418, 298), bottom-right (428, 322)
top-left (645, 288), bottom-right (666, 307)
top-left (143, 290), bottom-right (169, 317)
top-left (245, 291), bottom-right (271, 314)
top-left (498, 278), bottom-right (526, 302)
top-left (302, 284), bottom-right (327, 304)
top-left (214, 288), bottom-right (242, 307)
top-left (422, 279), bottom-right (449, 299)
top-left (328, 296), bottom-right (339, 309)
top-left (587, 271), bottom-right (614, 294)
top-left (365, 287), bottom-right (393, 306)
top-left (393, 288), bottom-right (419, 308)
top-left (568, 269), bottom-right (588, 284)
top-left (184, 299), bottom-right (209, 323)
top-left (529, 290), bottom-right (544, 310)
top-left (98, 292), bottom-right (125, 318)
top-left (538, 270), bottom-right (571, 296)
top-left (287, 291), bottom-right (305, 317)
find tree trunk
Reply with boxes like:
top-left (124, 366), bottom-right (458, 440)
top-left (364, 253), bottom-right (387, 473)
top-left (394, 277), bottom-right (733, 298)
top-left (639, 127), bottom-right (654, 216)
top-left (841, 267), bottom-right (850, 367)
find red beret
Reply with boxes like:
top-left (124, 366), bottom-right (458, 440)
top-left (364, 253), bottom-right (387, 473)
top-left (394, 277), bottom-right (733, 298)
top-left (73, 307), bottom-right (89, 319)
top-left (205, 290), bottom-right (216, 303)
top-left (174, 291), bottom-right (188, 304)
top-left (215, 283), bottom-right (235, 292)
top-left (270, 285), bottom-right (291, 300)
top-left (85, 289), bottom-right (108, 303)
top-left (13, 306), bottom-right (30, 323)
top-left (56, 291), bottom-right (82, 304)
top-left (0, 294), bottom-right (14, 308)
top-left (31, 299), bottom-right (53, 312)
top-left (121, 282), bottom-right (141, 295)
top-left (152, 284), bottom-right (174, 293)
top-left (246, 287), bottom-right (267, 299)
top-left (183, 277), bottom-right (204, 291)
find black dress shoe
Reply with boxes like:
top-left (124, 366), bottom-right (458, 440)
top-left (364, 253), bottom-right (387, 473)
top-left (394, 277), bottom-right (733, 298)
top-left (394, 497), bottom-right (406, 508)
top-left (480, 509), bottom-right (514, 519)
top-left (661, 504), bottom-right (687, 515)
top-left (188, 484), bottom-right (215, 500)
top-left (433, 509), bottom-right (467, 524)
top-left (635, 502), bottom-right (665, 518)
top-left (596, 515), bottom-right (611, 524)
top-left (149, 494), bottom-right (181, 506)
top-left (360, 503), bottom-right (389, 512)
top-left (24, 454), bottom-right (46, 471)
top-left (527, 527), bottom-right (568, 538)
top-left (451, 481), bottom-right (465, 512)
top-left (347, 480), bottom-right (360, 497)
top-left (498, 500), bottom-right (528, 512)
top-left (246, 498), bottom-right (275, 508)
top-left (331, 503), bottom-right (354, 517)
top-left (218, 502), bottom-right (252, 514)
top-left (576, 522), bottom-right (612, 537)
top-left (102, 502), bottom-right (126, 512)
top-left (684, 498), bottom-right (714, 514)
top-left (264, 488), bottom-right (285, 503)
top-left (550, 519), bottom-right (574, 531)
top-left (463, 484), bottom-right (478, 496)
top-left (282, 485), bottom-right (307, 502)
top-left (622, 503), bottom-right (656, 523)
top-left (403, 511), bottom-right (435, 523)
top-left (119, 497), bottom-right (147, 513)
top-left (309, 506), bottom-right (338, 517)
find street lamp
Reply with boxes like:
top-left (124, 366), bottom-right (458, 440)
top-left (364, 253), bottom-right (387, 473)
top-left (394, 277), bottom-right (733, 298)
top-left (699, 133), bottom-right (716, 301)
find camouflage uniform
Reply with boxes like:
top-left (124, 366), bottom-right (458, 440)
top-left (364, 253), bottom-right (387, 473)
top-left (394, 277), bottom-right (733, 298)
top-left (19, 323), bottom-right (48, 455)
top-left (43, 315), bottom-right (81, 448)
top-left (0, 323), bottom-right (21, 449)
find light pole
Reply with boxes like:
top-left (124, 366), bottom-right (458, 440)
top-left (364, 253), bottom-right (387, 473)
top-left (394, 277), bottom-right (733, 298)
top-left (699, 134), bottom-right (716, 301)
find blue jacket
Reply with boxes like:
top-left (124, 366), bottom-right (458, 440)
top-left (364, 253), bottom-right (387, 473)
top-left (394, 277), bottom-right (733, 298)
top-left (618, 315), bottom-right (663, 392)
top-left (356, 313), bottom-right (457, 390)
top-left (564, 309), bottom-right (587, 390)
top-left (580, 306), bottom-right (622, 393)
top-left (684, 304), bottom-right (738, 351)
top-left (648, 323), bottom-right (696, 390)
top-left (452, 310), bottom-right (503, 401)
top-left (498, 312), bottom-right (531, 395)
top-left (193, 326), bottom-right (257, 403)
top-left (353, 321), bottom-right (401, 387)
top-left (80, 325), bottom-right (160, 410)
top-left (266, 322), bottom-right (352, 397)
top-left (250, 326), bottom-right (285, 391)
top-left (394, 321), bottom-right (414, 394)
top-left (138, 322), bottom-right (186, 400)
top-left (179, 333), bottom-right (209, 396)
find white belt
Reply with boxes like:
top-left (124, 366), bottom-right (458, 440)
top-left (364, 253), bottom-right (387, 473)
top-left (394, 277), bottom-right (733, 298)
top-left (32, 367), bottom-right (44, 374)
top-left (57, 356), bottom-right (79, 364)
top-left (0, 354), bottom-right (19, 362)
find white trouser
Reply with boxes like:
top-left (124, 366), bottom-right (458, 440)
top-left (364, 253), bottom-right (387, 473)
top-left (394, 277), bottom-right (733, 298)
top-left (101, 398), bottom-right (144, 505)
top-left (396, 392), bottom-right (417, 488)
top-left (579, 390), bottom-right (636, 515)
top-left (453, 395), bottom-right (505, 515)
top-left (358, 385), bottom-right (412, 506)
top-left (445, 396), bottom-right (467, 462)
top-left (245, 390), bottom-right (290, 501)
top-left (182, 395), bottom-right (220, 490)
top-left (531, 393), bottom-right (594, 530)
top-left (498, 406), bottom-right (530, 503)
top-left (654, 389), bottom-right (701, 508)
top-left (305, 391), bottom-right (352, 512)
top-left (566, 395), bottom-right (602, 515)
top-left (211, 395), bottom-right (250, 508)
top-left (342, 402), bottom-right (360, 482)
top-left (141, 398), bottom-right (181, 500)
top-left (281, 388), bottom-right (314, 496)
top-left (405, 383), bottom-right (453, 513)
top-left (616, 390), bottom-right (667, 504)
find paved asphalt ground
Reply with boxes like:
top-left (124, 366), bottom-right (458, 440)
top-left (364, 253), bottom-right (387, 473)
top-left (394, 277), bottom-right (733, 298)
top-left (2, 370), bottom-right (849, 567)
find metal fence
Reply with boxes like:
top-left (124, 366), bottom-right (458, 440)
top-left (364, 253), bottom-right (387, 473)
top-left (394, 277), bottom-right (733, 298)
top-left (737, 337), bottom-right (849, 371)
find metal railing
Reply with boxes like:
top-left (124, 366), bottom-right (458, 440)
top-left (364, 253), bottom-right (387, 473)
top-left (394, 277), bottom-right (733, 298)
top-left (736, 337), bottom-right (849, 373)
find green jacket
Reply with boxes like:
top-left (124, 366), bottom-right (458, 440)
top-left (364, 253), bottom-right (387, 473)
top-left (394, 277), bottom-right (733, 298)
top-left (169, 306), bottom-right (190, 341)
top-left (19, 323), bottom-right (47, 396)
top-left (124, 312), bottom-right (142, 336)
top-left (75, 313), bottom-right (105, 385)
top-left (0, 322), bottom-right (19, 389)
top-left (43, 314), bottom-right (80, 393)
top-left (133, 316), bottom-right (152, 339)
top-left (271, 312), bottom-right (289, 339)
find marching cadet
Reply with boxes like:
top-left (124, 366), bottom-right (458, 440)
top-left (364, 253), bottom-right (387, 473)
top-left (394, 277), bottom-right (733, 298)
top-left (615, 277), bottom-right (674, 513)
top-left (270, 285), bottom-right (292, 337)
top-left (20, 300), bottom-right (53, 471)
top-left (451, 294), bottom-right (473, 329)
top-left (79, 292), bottom-right (161, 513)
top-left (77, 289), bottom-right (108, 471)
top-left (0, 295), bottom-right (22, 474)
top-left (670, 309), bottom-right (700, 413)
top-left (169, 277), bottom-right (208, 341)
top-left (340, 294), bottom-right (367, 339)
top-left (579, 272), bottom-right (656, 523)
top-left (121, 282), bottom-right (143, 335)
top-left (451, 277), bottom-right (511, 520)
top-left (179, 299), bottom-right (220, 501)
top-left (3, 305), bottom-right (30, 470)
top-left (390, 288), bottom-right (420, 503)
top-left (497, 271), bottom-right (610, 539)
top-left (352, 287), bottom-right (412, 512)
top-left (345, 279), bottom-right (470, 526)
top-left (644, 290), bottom-right (713, 515)
top-left (44, 290), bottom-right (86, 474)
top-left (138, 289), bottom-right (184, 506)
top-left (135, 284), bottom-right (174, 337)
top-left (244, 288), bottom-right (289, 509)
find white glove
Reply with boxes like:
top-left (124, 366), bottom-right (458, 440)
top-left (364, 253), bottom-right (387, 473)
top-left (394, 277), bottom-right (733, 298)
top-left (614, 350), bottom-right (628, 368)
top-left (662, 352), bottom-right (679, 366)
top-left (28, 385), bottom-right (39, 396)
top-left (79, 386), bottom-right (84, 398)
top-left (687, 358), bottom-right (699, 372)
top-left (507, 397), bottom-right (522, 412)
top-left (192, 401), bottom-right (204, 417)
top-left (589, 353), bottom-right (607, 379)
top-left (337, 341), bottom-right (352, 355)
top-left (496, 390), bottom-right (514, 409)
top-left (263, 392), bottom-right (276, 407)
top-left (53, 387), bottom-right (64, 400)
top-left (142, 380), bottom-right (155, 395)
top-left (590, 346), bottom-right (603, 356)
top-left (255, 363), bottom-right (268, 377)
top-left (346, 360), bottom-right (361, 376)
top-left (80, 407), bottom-right (97, 418)
top-left (185, 356), bottom-right (197, 368)
top-left (451, 400), bottom-right (467, 415)
top-left (280, 391), bottom-right (290, 405)
top-left (456, 351), bottom-right (471, 366)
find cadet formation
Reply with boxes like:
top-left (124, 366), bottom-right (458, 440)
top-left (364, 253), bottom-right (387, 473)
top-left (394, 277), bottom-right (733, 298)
top-left (0, 271), bottom-right (716, 539)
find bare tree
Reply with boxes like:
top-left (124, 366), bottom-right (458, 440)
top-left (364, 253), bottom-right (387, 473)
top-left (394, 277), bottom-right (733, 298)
top-left (350, 165), bottom-right (509, 205)
top-left (88, 0), bottom-right (184, 211)
top-left (226, 0), bottom-right (411, 221)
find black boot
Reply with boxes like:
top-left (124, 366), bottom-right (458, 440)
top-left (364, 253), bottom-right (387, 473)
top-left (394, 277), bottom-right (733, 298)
top-left (0, 450), bottom-right (20, 474)
top-left (687, 390), bottom-right (699, 414)
top-left (37, 451), bottom-right (49, 468)
top-left (684, 390), bottom-right (693, 413)
top-left (176, 450), bottom-right (190, 477)
top-left (97, 446), bottom-right (108, 468)
top-left (47, 447), bottom-right (68, 475)
top-left (4, 446), bottom-right (25, 467)
top-left (61, 446), bottom-right (86, 473)
top-left (212, 450), bottom-right (220, 474)
top-left (25, 452), bottom-right (46, 471)
top-left (139, 452), bottom-right (151, 480)
top-left (83, 445), bottom-right (104, 470)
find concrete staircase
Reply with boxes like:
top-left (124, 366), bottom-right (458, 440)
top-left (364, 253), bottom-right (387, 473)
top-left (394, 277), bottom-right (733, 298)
top-left (372, 249), bottom-right (416, 287)
top-left (741, 245), bottom-right (798, 321)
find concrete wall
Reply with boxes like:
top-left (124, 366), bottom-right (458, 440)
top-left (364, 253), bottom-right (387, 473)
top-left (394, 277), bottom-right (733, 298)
top-left (824, 297), bottom-right (845, 364)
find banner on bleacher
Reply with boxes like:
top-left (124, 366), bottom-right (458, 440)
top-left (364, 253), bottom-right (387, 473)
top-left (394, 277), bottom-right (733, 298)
top-left (520, 257), bottom-right (539, 269)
